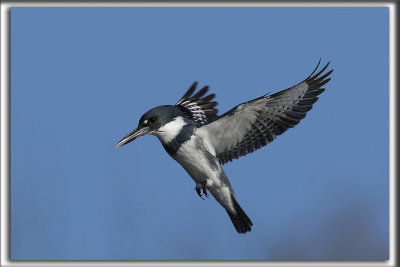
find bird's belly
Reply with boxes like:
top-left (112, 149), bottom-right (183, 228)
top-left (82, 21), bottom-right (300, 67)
top-left (171, 138), bottom-right (235, 213)
top-left (173, 140), bottom-right (222, 187)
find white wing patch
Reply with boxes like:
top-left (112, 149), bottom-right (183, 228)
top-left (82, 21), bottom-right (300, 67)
top-left (180, 101), bottom-right (207, 122)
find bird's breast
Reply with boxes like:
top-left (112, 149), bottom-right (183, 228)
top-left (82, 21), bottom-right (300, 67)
top-left (172, 136), bottom-right (222, 184)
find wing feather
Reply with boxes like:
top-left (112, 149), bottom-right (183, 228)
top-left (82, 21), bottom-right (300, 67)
top-left (176, 82), bottom-right (219, 124)
top-left (197, 61), bottom-right (333, 164)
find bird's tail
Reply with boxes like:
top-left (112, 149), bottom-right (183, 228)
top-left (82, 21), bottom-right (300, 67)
top-left (227, 195), bottom-right (253, 234)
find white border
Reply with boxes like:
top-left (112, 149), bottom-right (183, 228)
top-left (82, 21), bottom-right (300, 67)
top-left (1, 2), bottom-right (396, 267)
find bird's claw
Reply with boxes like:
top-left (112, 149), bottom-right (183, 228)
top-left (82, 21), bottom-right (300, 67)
top-left (203, 187), bottom-right (209, 198)
top-left (196, 186), bottom-right (209, 200)
top-left (196, 188), bottom-right (205, 200)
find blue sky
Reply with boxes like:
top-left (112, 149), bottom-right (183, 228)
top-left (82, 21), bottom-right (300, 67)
top-left (11, 7), bottom-right (389, 260)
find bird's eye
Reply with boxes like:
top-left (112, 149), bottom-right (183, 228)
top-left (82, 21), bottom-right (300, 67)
top-left (149, 117), bottom-right (157, 123)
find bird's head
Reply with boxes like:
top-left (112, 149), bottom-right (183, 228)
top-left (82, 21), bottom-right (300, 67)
top-left (115, 105), bottom-right (184, 148)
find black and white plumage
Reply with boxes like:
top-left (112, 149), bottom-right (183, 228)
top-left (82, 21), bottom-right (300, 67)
top-left (176, 82), bottom-right (218, 124)
top-left (115, 60), bottom-right (333, 234)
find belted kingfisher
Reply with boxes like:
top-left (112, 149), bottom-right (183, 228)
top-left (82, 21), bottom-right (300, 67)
top-left (115, 60), bottom-right (333, 234)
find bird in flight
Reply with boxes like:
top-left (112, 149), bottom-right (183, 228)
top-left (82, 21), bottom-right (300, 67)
top-left (115, 60), bottom-right (333, 234)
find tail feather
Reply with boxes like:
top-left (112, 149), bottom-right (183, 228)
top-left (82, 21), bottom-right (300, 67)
top-left (227, 196), bottom-right (253, 234)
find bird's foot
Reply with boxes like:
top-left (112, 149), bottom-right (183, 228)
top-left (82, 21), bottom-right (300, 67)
top-left (195, 185), bottom-right (209, 200)
top-left (203, 187), bottom-right (209, 198)
top-left (196, 188), bottom-right (205, 200)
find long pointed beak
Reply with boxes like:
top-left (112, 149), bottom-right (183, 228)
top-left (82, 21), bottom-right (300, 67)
top-left (115, 127), bottom-right (150, 148)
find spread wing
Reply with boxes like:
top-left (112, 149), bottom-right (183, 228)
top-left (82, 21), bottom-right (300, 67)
top-left (176, 82), bottom-right (219, 124)
top-left (197, 60), bottom-right (333, 165)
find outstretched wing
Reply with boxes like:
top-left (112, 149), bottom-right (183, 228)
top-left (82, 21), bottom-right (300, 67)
top-left (197, 60), bottom-right (333, 165)
top-left (176, 82), bottom-right (219, 124)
